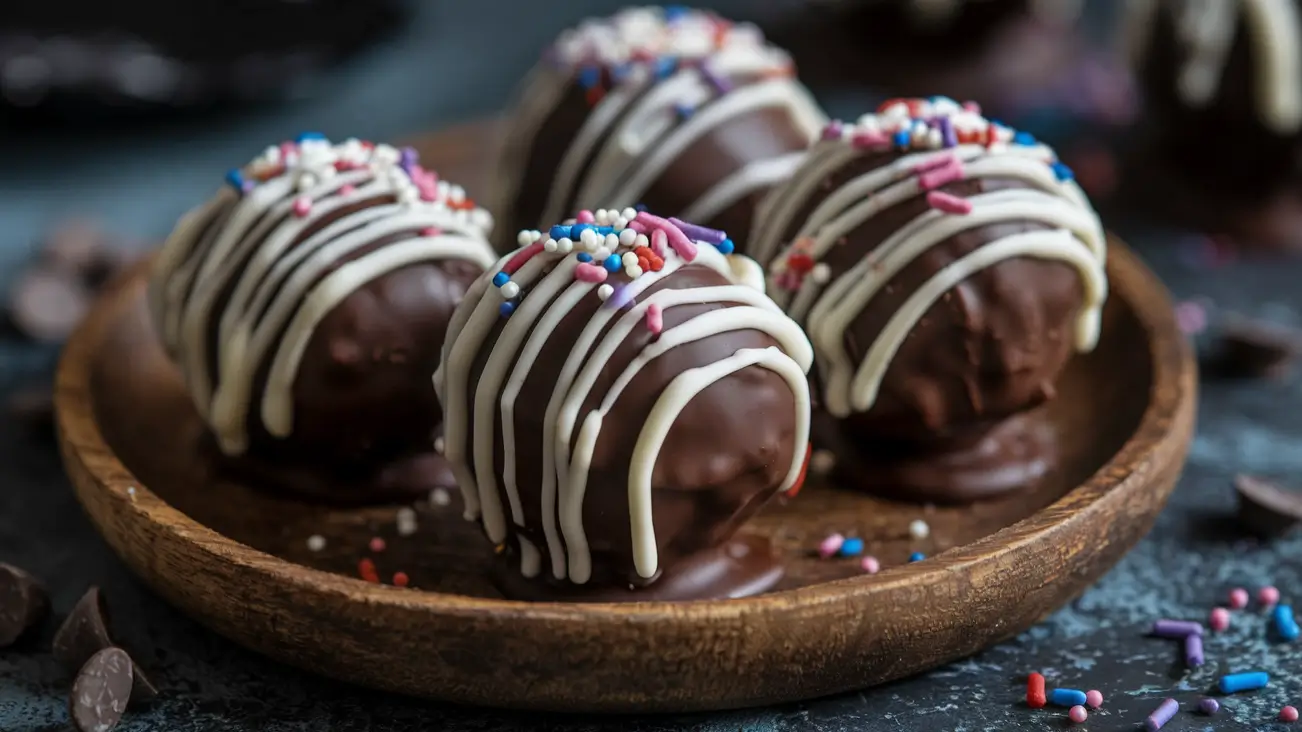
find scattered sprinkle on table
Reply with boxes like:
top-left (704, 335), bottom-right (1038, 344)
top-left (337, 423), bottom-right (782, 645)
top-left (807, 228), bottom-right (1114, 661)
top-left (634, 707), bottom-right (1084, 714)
top-left (908, 519), bottom-right (929, 539)
top-left (1185, 633), bottom-right (1204, 666)
top-left (1210, 607), bottom-right (1230, 631)
top-left (1151, 619), bottom-right (1202, 638)
top-left (1230, 587), bottom-right (1250, 609)
top-left (1084, 689), bottom-right (1102, 709)
top-left (1026, 673), bottom-right (1046, 709)
top-left (1145, 698), bottom-right (1179, 731)
top-left (839, 537), bottom-right (864, 557)
top-left (306, 535), bottom-right (326, 552)
top-left (1049, 688), bottom-right (1086, 707)
top-left (1067, 705), bottom-right (1087, 724)
top-left (818, 533), bottom-right (844, 559)
top-left (369, 537), bottom-right (387, 553)
top-left (358, 558), bottom-right (379, 583)
top-left (1220, 671), bottom-right (1269, 694)
top-left (392, 572), bottom-right (410, 588)
top-left (1261, 586), bottom-right (1281, 607)
top-left (860, 556), bottom-right (880, 574)
top-left (909, 552), bottom-right (925, 562)
top-left (1284, 706), bottom-right (1300, 722)
top-left (1199, 697), bottom-right (1219, 715)
top-left (1274, 604), bottom-right (1299, 640)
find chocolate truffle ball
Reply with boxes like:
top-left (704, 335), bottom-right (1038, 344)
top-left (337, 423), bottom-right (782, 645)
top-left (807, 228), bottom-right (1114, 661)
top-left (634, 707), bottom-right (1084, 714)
top-left (486, 6), bottom-right (826, 255)
top-left (149, 135), bottom-right (496, 503)
top-left (1126, 0), bottom-right (1302, 247)
top-left (436, 208), bottom-right (813, 601)
top-left (751, 97), bottom-right (1108, 502)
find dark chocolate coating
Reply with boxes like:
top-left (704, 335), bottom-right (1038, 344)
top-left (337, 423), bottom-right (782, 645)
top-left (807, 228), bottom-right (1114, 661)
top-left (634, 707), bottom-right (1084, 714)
top-left (500, 72), bottom-right (811, 255)
top-left (179, 194), bottom-right (482, 505)
top-left (827, 0), bottom-right (1035, 48)
top-left (461, 264), bottom-right (800, 598)
top-left (1136, 1), bottom-right (1302, 198)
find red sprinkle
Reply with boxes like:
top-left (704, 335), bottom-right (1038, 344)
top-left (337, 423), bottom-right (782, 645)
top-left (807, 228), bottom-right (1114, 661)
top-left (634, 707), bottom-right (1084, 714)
top-left (1210, 607), bottom-right (1231, 632)
top-left (392, 571), bottom-right (410, 588)
top-left (420, 226), bottom-right (443, 238)
top-left (1283, 706), bottom-right (1299, 722)
top-left (919, 160), bottom-right (964, 190)
top-left (926, 191), bottom-right (973, 215)
top-left (787, 443), bottom-right (812, 498)
top-left (502, 241), bottom-right (545, 275)
top-left (358, 558), bottom-right (379, 583)
top-left (369, 537), bottom-right (386, 553)
top-left (1230, 587), bottom-right (1250, 609)
top-left (1027, 672), bottom-right (1047, 709)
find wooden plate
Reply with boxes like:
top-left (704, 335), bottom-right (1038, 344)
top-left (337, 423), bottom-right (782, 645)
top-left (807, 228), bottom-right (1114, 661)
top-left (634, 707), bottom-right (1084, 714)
top-left (54, 120), bottom-right (1198, 713)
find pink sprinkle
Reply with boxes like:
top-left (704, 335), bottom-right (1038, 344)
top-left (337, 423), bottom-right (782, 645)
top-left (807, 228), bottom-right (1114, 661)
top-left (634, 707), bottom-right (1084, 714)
top-left (1283, 706), bottom-right (1299, 723)
top-left (821, 121), bottom-right (843, 140)
top-left (420, 226), bottom-right (442, 237)
top-left (1230, 587), bottom-right (1250, 609)
top-left (650, 228), bottom-right (668, 258)
top-left (1174, 300), bottom-right (1207, 335)
top-left (633, 212), bottom-right (697, 261)
top-left (292, 197), bottom-right (312, 218)
top-left (502, 241), bottom-right (545, 275)
top-left (963, 101), bottom-right (982, 114)
top-left (1260, 586), bottom-right (1281, 606)
top-left (575, 263), bottom-right (608, 283)
top-left (575, 210), bottom-right (595, 224)
top-left (851, 131), bottom-right (889, 149)
top-left (1210, 607), bottom-right (1231, 632)
top-left (645, 303), bottom-right (663, 335)
top-left (1068, 705), bottom-right (1088, 724)
top-left (918, 160), bottom-right (965, 190)
top-left (926, 191), bottom-right (973, 215)
top-left (339, 184), bottom-right (356, 196)
top-left (860, 556), bottom-right (880, 574)
top-left (369, 537), bottom-right (386, 553)
top-left (912, 152), bottom-right (957, 174)
top-left (818, 533), bottom-right (844, 559)
top-left (1085, 690), bottom-right (1103, 709)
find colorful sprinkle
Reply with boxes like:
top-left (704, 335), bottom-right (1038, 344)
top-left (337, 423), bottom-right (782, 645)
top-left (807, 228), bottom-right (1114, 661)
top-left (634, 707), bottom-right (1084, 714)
top-left (1220, 671), bottom-right (1269, 693)
top-left (492, 272), bottom-right (510, 287)
top-left (597, 284), bottom-right (614, 301)
top-left (369, 537), bottom-right (386, 553)
top-left (1085, 690), bottom-right (1103, 709)
top-left (716, 239), bottom-right (735, 255)
top-left (1283, 706), bottom-right (1299, 722)
top-left (499, 301), bottom-right (517, 317)
top-left (909, 552), bottom-right (925, 562)
top-left (1050, 689), bottom-right (1086, 707)
top-left (225, 169), bottom-right (246, 192)
top-left (1261, 586), bottom-right (1281, 607)
top-left (822, 121), bottom-right (844, 141)
top-left (575, 210), bottom-right (596, 224)
top-left (860, 556), bottom-right (880, 574)
top-left (892, 130), bottom-right (910, 148)
top-left (908, 519), bottom-right (930, 539)
top-left (392, 571), bottom-right (410, 588)
top-left (1274, 604), bottom-right (1299, 640)
top-left (1185, 633), bottom-right (1205, 667)
top-left (669, 217), bottom-right (727, 244)
top-left (1068, 705), bottom-right (1087, 724)
top-left (1210, 607), bottom-right (1231, 632)
top-left (1174, 300), bottom-right (1207, 335)
top-left (926, 191), bottom-right (973, 215)
top-left (306, 535), bottom-right (326, 552)
top-left (646, 303), bottom-right (664, 335)
top-left (937, 117), bottom-right (957, 148)
top-left (358, 558), bottom-right (379, 583)
top-left (839, 537), bottom-right (864, 557)
top-left (1199, 697), bottom-right (1219, 715)
top-left (674, 102), bottom-right (695, 119)
top-left (1026, 673), bottom-right (1046, 708)
top-left (1230, 587), bottom-right (1250, 609)
top-left (1145, 698), bottom-right (1179, 730)
top-left (502, 241), bottom-right (546, 275)
top-left (1013, 131), bottom-right (1037, 146)
top-left (575, 263), bottom-right (608, 283)
top-left (292, 197), bottom-right (312, 218)
top-left (818, 533), bottom-right (844, 559)
top-left (296, 131), bottom-right (326, 143)
top-left (1051, 162), bottom-right (1075, 181)
top-left (919, 160), bottom-right (964, 190)
top-left (1151, 619), bottom-right (1203, 638)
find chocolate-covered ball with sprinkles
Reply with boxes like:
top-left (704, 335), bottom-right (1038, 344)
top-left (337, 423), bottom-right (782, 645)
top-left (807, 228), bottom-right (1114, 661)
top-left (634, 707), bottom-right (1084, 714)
top-left (751, 97), bottom-right (1108, 503)
top-left (435, 209), bottom-right (814, 601)
top-left (486, 6), bottom-right (827, 255)
top-left (149, 135), bottom-right (496, 503)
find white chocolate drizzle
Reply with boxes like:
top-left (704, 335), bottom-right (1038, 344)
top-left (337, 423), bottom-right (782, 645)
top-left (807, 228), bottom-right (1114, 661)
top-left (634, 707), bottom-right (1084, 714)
top-left (149, 136), bottom-right (496, 454)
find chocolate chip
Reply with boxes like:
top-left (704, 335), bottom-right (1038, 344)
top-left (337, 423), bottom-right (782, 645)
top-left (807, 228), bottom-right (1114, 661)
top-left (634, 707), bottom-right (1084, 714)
top-left (53, 588), bottom-right (158, 704)
top-left (1210, 317), bottom-right (1302, 380)
top-left (0, 563), bottom-right (49, 647)
top-left (8, 269), bottom-right (91, 343)
top-left (1235, 474), bottom-right (1302, 537)
top-left (69, 647), bottom-right (133, 732)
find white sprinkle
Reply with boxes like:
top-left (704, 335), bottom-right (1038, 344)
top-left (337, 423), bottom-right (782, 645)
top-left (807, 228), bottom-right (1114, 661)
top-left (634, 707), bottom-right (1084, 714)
top-left (307, 534), bottom-right (327, 552)
top-left (434, 436), bottom-right (445, 454)
top-left (909, 519), bottom-right (930, 540)
top-left (500, 282), bottom-right (520, 299)
top-left (634, 233), bottom-right (650, 249)
top-left (517, 230), bottom-right (534, 246)
top-left (604, 233), bottom-right (620, 249)
top-left (543, 238), bottom-right (558, 253)
top-left (580, 228), bottom-right (599, 249)
top-left (430, 487), bottom-right (452, 507)
top-left (810, 449), bottom-right (836, 475)
top-left (557, 237), bottom-right (574, 253)
top-left (811, 263), bottom-right (831, 284)
top-left (597, 284), bottom-right (614, 301)
top-left (619, 228), bottom-right (638, 246)
top-left (593, 246), bottom-right (612, 261)
top-left (621, 207), bottom-right (638, 220)
top-left (396, 507), bottom-right (418, 537)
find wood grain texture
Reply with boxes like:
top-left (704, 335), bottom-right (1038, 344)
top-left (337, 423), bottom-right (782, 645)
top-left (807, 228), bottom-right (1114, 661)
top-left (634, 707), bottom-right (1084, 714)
top-left (54, 120), bottom-right (1197, 713)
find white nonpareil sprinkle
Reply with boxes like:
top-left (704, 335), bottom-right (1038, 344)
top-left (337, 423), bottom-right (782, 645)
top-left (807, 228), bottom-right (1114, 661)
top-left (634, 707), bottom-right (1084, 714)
top-left (396, 507), bottom-right (419, 537)
top-left (306, 534), bottom-right (327, 552)
top-left (430, 487), bottom-right (452, 507)
top-left (434, 436), bottom-right (445, 455)
top-left (810, 449), bottom-right (836, 475)
top-left (909, 519), bottom-right (930, 540)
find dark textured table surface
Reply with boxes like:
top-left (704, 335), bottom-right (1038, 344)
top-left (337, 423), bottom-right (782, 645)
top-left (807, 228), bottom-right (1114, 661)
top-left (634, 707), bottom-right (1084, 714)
top-left (3, 2), bottom-right (1301, 731)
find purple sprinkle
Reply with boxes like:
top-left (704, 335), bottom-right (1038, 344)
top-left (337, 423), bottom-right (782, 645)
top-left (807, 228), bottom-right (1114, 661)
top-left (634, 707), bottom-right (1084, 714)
top-left (937, 117), bottom-right (957, 148)
top-left (1151, 619), bottom-right (1203, 638)
top-left (241, 180), bottom-right (257, 194)
top-left (700, 65), bottom-right (732, 94)
top-left (400, 147), bottom-right (419, 172)
top-left (668, 217), bottom-right (726, 245)
top-left (1146, 698), bottom-right (1179, 730)
top-left (1199, 697), bottom-right (1219, 715)
top-left (1185, 633), bottom-right (1205, 667)
top-left (821, 121), bottom-right (844, 141)
top-left (606, 284), bottom-right (635, 310)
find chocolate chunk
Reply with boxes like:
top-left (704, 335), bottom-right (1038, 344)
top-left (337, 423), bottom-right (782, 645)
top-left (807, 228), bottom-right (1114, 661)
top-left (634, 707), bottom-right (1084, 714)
top-left (69, 647), bottom-right (133, 732)
top-left (8, 269), bottom-right (91, 343)
top-left (0, 563), bottom-right (49, 647)
top-left (1235, 474), bottom-right (1302, 537)
top-left (54, 588), bottom-right (158, 704)
top-left (1211, 317), bottom-right (1302, 380)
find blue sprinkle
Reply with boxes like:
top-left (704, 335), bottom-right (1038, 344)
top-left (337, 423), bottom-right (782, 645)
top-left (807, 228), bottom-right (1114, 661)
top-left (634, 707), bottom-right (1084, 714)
top-left (1220, 671), bottom-right (1269, 694)
top-left (715, 239), bottom-right (735, 255)
top-left (596, 226), bottom-right (617, 236)
top-left (577, 65), bottom-right (601, 89)
top-left (893, 130), bottom-right (911, 148)
top-left (611, 63), bottom-right (634, 82)
top-left (839, 537), bottom-right (864, 557)
top-left (634, 203), bottom-right (648, 212)
top-left (665, 5), bottom-right (689, 21)
top-left (674, 102), bottom-right (695, 119)
top-left (1274, 605), bottom-right (1299, 640)
top-left (1051, 162), bottom-right (1075, 181)
top-left (492, 272), bottom-right (510, 287)
top-left (1013, 131), bottom-right (1037, 146)
top-left (603, 256), bottom-right (622, 273)
top-left (655, 57), bottom-right (677, 80)
top-left (550, 225), bottom-right (571, 240)
top-left (296, 131), bottom-right (327, 143)
top-left (1049, 689), bottom-right (1086, 707)
top-left (225, 169), bottom-right (245, 192)
top-left (576, 252), bottom-right (593, 263)
top-left (909, 552), bottom-right (925, 562)
top-left (570, 223), bottom-right (591, 239)
top-left (499, 301), bottom-right (516, 317)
